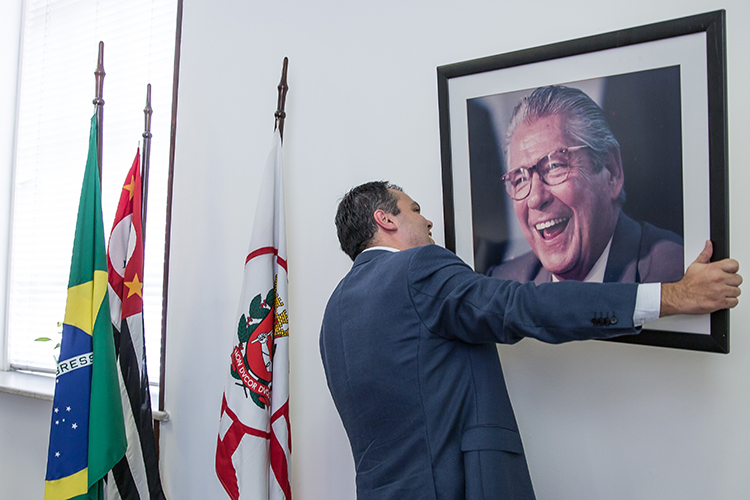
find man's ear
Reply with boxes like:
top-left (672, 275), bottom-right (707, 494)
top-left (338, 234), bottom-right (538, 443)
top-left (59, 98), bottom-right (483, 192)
top-left (373, 209), bottom-right (397, 232)
top-left (604, 147), bottom-right (625, 201)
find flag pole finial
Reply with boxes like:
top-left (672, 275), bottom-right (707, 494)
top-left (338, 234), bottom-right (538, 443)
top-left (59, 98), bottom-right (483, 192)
top-left (93, 41), bottom-right (105, 180)
top-left (141, 83), bottom-right (153, 249)
top-left (93, 41), bottom-right (105, 108)
top-left (274, 57), bottom-right (289, 140)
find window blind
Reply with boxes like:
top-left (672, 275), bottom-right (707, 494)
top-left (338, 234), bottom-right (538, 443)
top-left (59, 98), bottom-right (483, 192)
top-left (8, 0), bottom-right (177, 379)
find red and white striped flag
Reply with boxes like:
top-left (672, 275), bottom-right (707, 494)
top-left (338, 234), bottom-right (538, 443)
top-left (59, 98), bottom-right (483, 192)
top-left (216, 129), bottom-right (292, 500)
top-left (106, 150), bottom-right (166, 499)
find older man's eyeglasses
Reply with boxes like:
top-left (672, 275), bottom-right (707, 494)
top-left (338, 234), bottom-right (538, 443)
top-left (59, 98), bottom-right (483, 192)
top-left (502, 145), bottom-right (589, 201)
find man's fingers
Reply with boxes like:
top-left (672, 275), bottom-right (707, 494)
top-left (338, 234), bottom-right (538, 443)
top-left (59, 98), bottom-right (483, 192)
top-left (727, 286), bottom-right (742, 298)
top-left (715, 258), bottom-right (740, 274)
top-left (707, 260), bottom-right (742, 286)
top-left (725, 273), bottom-right (743, 287)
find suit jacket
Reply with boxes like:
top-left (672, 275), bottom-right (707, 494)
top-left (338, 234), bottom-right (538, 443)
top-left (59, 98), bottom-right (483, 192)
top-left (320, 244), bottom-right (640, 499)
top-left (488, 212), bottom-right (684, 285)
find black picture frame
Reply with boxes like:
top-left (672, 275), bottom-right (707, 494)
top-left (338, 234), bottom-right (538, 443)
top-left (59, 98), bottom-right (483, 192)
top-left (437, 10), bottom-right (728, 353)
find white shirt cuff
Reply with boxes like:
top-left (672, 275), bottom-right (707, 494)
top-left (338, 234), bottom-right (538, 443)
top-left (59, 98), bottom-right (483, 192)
top-left (633, 283), bottom-right (661, 327)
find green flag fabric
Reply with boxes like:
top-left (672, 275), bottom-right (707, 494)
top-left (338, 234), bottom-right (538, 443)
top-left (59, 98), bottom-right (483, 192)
top-left (44, 113), bottom-right (127, 500)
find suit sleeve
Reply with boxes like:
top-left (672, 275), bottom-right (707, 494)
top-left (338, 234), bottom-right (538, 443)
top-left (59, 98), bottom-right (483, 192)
top-left (407, 245), bottom-right (640, 345)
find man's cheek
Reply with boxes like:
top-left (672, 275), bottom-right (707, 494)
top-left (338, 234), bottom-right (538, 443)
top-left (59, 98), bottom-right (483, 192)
top-left (513, 204), bottom-right (528, 228)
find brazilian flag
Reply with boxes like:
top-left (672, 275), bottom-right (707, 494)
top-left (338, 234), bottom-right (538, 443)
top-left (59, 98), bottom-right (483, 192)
top-left (44, 114), bottom-right (127, 500)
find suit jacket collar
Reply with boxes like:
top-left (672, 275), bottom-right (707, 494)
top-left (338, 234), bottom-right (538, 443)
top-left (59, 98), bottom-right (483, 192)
top-left (533, 266), bottom-right (552, 285)
top-left (603, 212), bottom-right (641, 282)
top-left (353, 248), bottom-right (394, 268)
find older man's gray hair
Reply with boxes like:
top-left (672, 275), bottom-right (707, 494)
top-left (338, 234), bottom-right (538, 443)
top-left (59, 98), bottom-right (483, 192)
top-left (505, 86), bottom-right (622, 186)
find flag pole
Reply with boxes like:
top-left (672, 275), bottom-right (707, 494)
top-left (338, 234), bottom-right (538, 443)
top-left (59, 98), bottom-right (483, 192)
top-left (274, 57), bottom-right (289, 140)
top-left (142, 83), bottom-right (153, 250)
top-left (155, 0), bottom-right (184, 453)
top-left (93, 41), bottom-right (105, 180)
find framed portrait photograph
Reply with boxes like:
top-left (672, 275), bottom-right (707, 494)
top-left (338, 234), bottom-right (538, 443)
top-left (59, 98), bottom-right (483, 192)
top-left (437, 10), bottom-right (728, 352)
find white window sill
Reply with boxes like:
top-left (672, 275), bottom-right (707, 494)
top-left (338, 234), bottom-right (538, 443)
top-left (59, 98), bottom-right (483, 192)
top-left (0, 370), bottom-right (55, 401)
top-left (0, 369), bottom-right (169, 421)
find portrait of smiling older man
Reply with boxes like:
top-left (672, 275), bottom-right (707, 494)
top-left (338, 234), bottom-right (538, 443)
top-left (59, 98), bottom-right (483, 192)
top-left (488, 85), bottom-right (684, 284)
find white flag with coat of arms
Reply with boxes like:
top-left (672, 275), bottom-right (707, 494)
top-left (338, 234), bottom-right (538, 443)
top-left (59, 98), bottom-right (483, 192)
top-left (216, 129), bottom-right (291, 500)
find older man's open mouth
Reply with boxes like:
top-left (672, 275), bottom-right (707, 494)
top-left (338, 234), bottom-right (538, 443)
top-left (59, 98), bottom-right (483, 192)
top-left (535, 217), bottom-right (569, 239)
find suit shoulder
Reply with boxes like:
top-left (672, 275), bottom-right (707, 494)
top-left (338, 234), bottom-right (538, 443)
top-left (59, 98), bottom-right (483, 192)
top-left (406, 244), bottom-right (466, 263)
top-left (638, 221), bottom-right (684, 283)
top-left (487, 251), bottom-right (541, 283)
top-left (640, 221), bottom-right (683, 247)
top-left (639, 221), bottom-right (684, 263)
top-left (405, 245), bottom-right (475, 286)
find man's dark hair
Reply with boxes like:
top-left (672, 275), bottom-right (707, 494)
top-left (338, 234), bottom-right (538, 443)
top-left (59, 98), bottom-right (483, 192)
top-left (335, 181), bottom-right (402, 260)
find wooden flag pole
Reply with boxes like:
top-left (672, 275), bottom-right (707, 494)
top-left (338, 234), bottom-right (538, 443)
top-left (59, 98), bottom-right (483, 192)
top-left (275, 57), bottom-right (289, 140)
top-left (154, 0), bottom-right (184, 449)
top-left (93, 41), bottom-right (105, 180)
top-left (142, 84), bottom-right (153, 250)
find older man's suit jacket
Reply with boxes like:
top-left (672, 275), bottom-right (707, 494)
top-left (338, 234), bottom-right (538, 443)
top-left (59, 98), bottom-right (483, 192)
top-left (320, 245), bottom-right (640, 499)
top-left (488, 212), bottom-right (684, 284)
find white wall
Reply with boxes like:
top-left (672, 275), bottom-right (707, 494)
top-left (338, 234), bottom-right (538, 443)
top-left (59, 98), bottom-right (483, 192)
top-left (0, 391), bottom-right (51, 499)
top-left (3, 0), bottom-right (750, 499)
top-left (163, 1), bottom-right (750, 499)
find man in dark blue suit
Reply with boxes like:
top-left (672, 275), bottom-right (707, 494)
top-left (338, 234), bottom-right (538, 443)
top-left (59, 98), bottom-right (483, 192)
top-left (320, 181), bottom-right (740, 499)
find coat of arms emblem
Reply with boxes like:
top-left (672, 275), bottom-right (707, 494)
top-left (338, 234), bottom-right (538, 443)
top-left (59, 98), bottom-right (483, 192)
top-left (230, 277), bottom-right (288, 409)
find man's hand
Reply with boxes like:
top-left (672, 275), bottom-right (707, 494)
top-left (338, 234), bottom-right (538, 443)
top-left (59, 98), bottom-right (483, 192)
top-left (660, 240), bottom-right (742, 317)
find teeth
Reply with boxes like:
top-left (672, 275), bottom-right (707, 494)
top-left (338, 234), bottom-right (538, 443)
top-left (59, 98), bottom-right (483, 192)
top-left (535, 218), bottom-right (567, 231)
